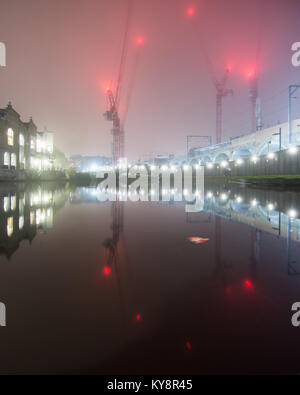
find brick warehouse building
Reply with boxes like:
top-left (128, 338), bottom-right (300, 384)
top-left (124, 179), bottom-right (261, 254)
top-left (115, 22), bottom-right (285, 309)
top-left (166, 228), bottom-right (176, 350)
top-left (0, 101), bottom-right (54, 179)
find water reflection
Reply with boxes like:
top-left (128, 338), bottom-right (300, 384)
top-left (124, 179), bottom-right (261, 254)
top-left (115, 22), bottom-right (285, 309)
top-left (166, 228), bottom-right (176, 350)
top-left (1, 182), bottom-right (300, 272)
top-left (0, 183), bottom-right (69, 259)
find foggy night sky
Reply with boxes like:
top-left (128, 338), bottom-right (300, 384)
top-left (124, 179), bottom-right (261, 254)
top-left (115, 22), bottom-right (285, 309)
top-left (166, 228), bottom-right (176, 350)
top-left (0, 0), bottom-right (300, 160)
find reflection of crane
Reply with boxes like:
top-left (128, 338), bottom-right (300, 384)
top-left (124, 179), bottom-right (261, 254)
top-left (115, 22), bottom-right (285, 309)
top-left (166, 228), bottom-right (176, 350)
top-left (102, 1), bottom-right (143, 323)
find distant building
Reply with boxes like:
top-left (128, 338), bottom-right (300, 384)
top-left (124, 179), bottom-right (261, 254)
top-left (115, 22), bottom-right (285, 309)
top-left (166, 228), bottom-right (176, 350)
top-left (70, 155), bottom-right (113, 172)
top-left (0, 102), bottom-right (55, 175)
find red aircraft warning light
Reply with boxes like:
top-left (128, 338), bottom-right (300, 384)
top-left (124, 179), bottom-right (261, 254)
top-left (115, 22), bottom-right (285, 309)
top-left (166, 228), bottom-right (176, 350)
top-left (187, 7), bottom-right (195, 17)
top-left (246, 70), bottom-right (255, 79)
top-left (136, 36), bottom-right (144, 46)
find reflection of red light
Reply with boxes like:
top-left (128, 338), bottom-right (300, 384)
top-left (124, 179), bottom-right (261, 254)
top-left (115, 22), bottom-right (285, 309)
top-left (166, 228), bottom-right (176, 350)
top-left (188, 237), bottom-right (209, 245)
top-left (187, 7), bottom-right (195, 17)
top-left (104, 266), bottom-right (111, 275)
top-left (136, 36), bottom-right (144, 46)
top-left (136, 314), bottom-right (141, 321)
top-left (186, 341), bottom-right (192, 350)
top-left (225, 286), bottom-right (231, 294)
top-left (245, 280), bottom-right (253, 288)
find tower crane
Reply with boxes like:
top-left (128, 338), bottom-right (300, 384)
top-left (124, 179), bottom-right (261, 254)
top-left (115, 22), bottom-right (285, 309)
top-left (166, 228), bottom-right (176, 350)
top-left (102, 1), bottom-right (143, 325)
top-left (103, 0), bottom-right (133, 166)
top-left (209, 67), bottom-right (233, 145)
top-left (201, 47), bottom-right (233, 145)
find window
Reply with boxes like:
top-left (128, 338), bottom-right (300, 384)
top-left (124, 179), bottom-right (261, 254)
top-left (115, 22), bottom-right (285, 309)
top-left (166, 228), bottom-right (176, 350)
top-left (7, 217), bottom-right (13, 237)
top-left (3, 197), bottom-right (9, 212)
top-left (30, 211), bottom-right (35, 225)
top-left (19, 133), bottom-right (24, 146)
top-left (4, 152), bottom-right (10, 167)
top-left (30, 137), bottom-right (35, 150)
top-left (10, 195), bottom-right (16, 211)
top-left (19, 150), bottom-right (25, 165)
top-left (11, 153), bottom-right (16, 167)
top-left (36, 138), bottom-right (42, 153)
top-left (19, 216), bottom-right (24, 230)
top-left (7, 128), bottom-right (14, 146)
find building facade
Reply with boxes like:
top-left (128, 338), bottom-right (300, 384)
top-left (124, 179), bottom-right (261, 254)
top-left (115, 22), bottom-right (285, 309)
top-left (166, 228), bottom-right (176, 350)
top-left (0, 102), bottom-right (54, 174)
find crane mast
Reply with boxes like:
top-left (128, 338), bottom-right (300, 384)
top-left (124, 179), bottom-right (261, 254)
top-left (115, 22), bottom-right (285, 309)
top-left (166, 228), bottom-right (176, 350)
top-left (202, 47), bottom-right (233, 144)
top-left (213, 68), bottom-right (233, 144)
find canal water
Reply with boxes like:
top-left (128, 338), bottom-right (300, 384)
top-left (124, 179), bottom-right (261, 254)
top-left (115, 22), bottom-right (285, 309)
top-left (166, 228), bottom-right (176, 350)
top-left (0, 181), bottom-right (300, 374)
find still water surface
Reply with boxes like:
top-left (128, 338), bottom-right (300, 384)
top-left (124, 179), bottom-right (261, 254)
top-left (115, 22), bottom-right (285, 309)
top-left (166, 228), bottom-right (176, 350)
top-left (0, 182), bottom-right (300, 374)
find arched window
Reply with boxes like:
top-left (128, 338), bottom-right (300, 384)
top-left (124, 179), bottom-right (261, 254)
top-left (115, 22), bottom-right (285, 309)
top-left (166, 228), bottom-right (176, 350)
top-left (4, 152), bottom-right (10, 167)
top-left (7, 217), bottom-right (13, 237)
top-left (11, 153), bottom-right (16, 167)
top-left (19, 216), bottom-right (24, 230)
top-left (10, 195), bottom-right (16, 211)
top-left (7, 128), bottom-right (14, 146)
top-left (19, 133), bottom-right (24, 146)
top-left (30, 137), bottom-right (35, 150)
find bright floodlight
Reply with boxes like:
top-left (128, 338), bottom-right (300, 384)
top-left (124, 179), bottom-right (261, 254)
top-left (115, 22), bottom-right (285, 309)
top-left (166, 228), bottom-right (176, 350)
top-left (267, 203), bottom-right (275, 211)
top-left (251, 199), bottom-right (258, 206)
top-left (251, 156), bottom-right (259, 162)
top-left (236, 159), bottom-right (243, 165)
top-left (288, 209), bottom-right (297, 218)
top-left (220, 161), bottom-right (228, 168)
top-left (236, 196), bottom-right (243, 203)
top-left (289, 146), bottom-right (298, 154)
top-left (206, 192), bottom-right (213, 199)
top-left (267, 152), bottom-right (275, 159)
top-left (207, 163), bottom-right (213, 169)
top-left (183, 165), bottom-right (190, 171)
top-left (220, 193), bottom-right (228, 201)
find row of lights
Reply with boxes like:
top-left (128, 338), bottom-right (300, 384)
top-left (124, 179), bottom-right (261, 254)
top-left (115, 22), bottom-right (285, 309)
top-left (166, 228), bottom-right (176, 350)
top-left (205, 146), bottom-right (298, 168)
top-left (206, 191), bottom-right (298, 218)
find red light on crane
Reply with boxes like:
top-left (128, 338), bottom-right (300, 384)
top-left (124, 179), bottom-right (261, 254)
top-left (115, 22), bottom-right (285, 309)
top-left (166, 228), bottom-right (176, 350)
top-left (246, 70), bottom-right (255, 79)
top-left (136, 36), bottom-right (144, 46)
top-left (136, 314), bottom-right (142, 321)
top-left (187, 7), bottom-right (195, 17)
top-left (226, 64), bottom-right (233, 73)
